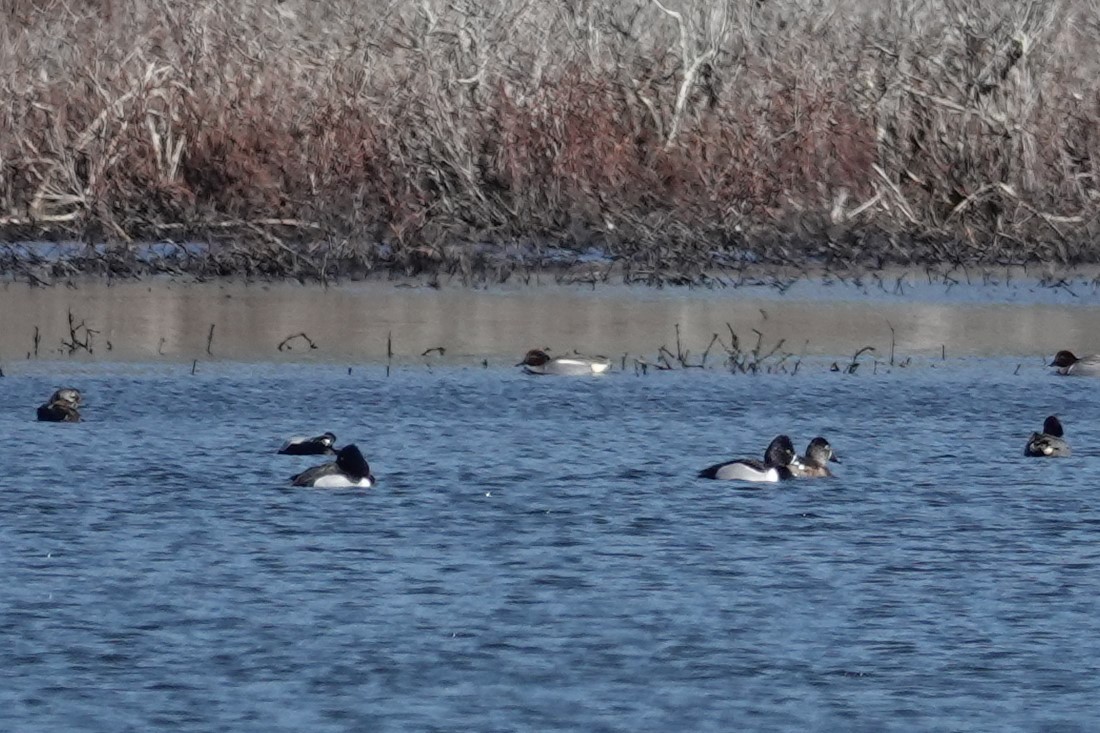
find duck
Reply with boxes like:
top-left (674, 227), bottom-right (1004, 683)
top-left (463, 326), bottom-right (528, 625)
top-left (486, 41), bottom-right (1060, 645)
top-left (291, 444), bottom-right (375, 488)
top-left (278, 431), bottom-right (337, 455)
top-left (36, 387), bottom-right (82, 422)
top-left (1049, 350), bottom-right (1100, 376)
top-left (791, 437), bottom-right (839, 477)
top-left (1025, 415), bottom-right (1071, 457)
top-left (698, 435), bottom-right (797, 483)
top-left (517, 349), bottom-right (611, 376)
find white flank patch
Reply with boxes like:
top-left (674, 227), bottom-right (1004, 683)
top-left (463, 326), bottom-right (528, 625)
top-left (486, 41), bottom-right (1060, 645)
top-left (714, 463), bottom-right (779, 482)
top-left (311, 474), bottom-right (374, 489)
top-left (555, 357), bottom-right (610, 374)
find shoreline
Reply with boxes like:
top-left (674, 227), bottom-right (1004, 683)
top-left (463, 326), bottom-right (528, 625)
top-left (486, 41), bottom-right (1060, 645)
top-left (6, 244), bottom-right (1100, 291)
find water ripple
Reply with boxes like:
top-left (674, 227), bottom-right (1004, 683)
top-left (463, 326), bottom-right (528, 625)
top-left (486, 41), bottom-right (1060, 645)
top-left (3, 363), bottom-right (1100, 730)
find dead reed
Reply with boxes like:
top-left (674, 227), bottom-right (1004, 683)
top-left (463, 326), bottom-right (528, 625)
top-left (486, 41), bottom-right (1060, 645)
top-left (2, 0), bottom-right (1099, 281)
top-left (644, 323), bottom-right (795, 373)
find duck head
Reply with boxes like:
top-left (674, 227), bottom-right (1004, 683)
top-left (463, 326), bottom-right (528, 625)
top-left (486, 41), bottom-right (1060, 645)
top-left (49, 387), bottom-right (82, 406)
top-left (1042, 415), bottom-right (1064, 437)
top-left (517, 349), bottom-right (551, 367)
top-left (764, 435), bottom-right (797, 467)
top-left (336, 444), bottom-right (373, 481)
top-left (1050, 351), bottom-right (1079, 368)
top-left (805, 437), bottom-right (839, 467)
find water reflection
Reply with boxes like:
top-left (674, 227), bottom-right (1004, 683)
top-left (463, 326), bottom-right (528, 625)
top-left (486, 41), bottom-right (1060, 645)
top-left (1, 279), bottom-right (1099, 365)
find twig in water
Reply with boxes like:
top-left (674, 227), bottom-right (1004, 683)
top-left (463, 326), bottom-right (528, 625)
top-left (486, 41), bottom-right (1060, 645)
top-left (157, 337), bottom-right (166, 356)
top-left (191, 359), bottom-right (197, 375)
top-left (277, 332), bottom-right (318, 351)
top-left (421, 346), bottom-right (446, 357)
top-left (387, 331), bottom-right (393, 378)
top-left (206, 323), bottom-right (215, 355)
top-left (886, 320), bottom-right (896, 366)
top-left (792, 339), bottom-right (809, 375)
top-left (33, 326), bottom-right (40, 358)
top-left (61, 308), bottom-right (98, 354)
top-left (845, 346), bottom-right (876, 374)
top-left (699, 334), bottom-right (719, 368)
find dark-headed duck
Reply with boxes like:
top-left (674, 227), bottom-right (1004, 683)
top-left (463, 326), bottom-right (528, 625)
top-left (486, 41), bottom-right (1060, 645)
top-left (698, 435), bottom-right (797, 483)
top-left (1025, 416), bottom-right (1071, 457)
top-left (517, 349), bottom-right (611, 376)
top-left (291, 444), bottom-right (375, 488)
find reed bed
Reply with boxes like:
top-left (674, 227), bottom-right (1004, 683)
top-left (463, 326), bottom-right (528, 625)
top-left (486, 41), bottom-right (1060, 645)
top-left (2, 0), bottom-right (1098, 281)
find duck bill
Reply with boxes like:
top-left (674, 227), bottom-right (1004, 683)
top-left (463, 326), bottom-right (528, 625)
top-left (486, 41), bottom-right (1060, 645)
top-left (830, 454), bottom-right (840, 463)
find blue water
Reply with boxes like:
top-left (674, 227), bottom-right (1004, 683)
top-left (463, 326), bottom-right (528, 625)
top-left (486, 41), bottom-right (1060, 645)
top-left (2, 361), bottom-right (1099, 731)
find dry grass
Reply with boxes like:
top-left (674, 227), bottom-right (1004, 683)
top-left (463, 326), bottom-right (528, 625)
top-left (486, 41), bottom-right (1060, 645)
top-left (2, 0), bottom-right (1099, 280)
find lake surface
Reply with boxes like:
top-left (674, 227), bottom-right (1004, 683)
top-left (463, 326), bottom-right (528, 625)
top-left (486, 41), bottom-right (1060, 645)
top-left (3, 278), bottom-right (1100, 730)
top-left (3, 358), bottom-right (1100, 731)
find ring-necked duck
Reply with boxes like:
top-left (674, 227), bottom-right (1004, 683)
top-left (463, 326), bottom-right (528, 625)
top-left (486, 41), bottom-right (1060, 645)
top-left (1025, 415), bottom-right (1071, 457)
top-left (1050, 350), bottom-right (1100, 376)
top-left (37, 388), bottom-right (82, 422)
top-left (791, 437), bottom-right (839, 478)
top-left (698, 435), bottom-right (797, 483)
top-left (291, 444), bottom-right (375, 488)
top-left (517, 349), bottom-right (611, 375)
top-left (278, 432), bottom-right (337, 455)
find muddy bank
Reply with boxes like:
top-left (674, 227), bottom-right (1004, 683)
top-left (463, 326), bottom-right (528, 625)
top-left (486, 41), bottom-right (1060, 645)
top-left (0, 278), bottom-right (1096, 368)
top-left (2, 1), bottom-right (1099, 280)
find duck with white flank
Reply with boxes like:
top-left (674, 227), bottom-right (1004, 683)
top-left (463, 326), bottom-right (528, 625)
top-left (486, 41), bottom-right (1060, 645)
top-left (698, 435), bottom-right (798, 483)
top-left (1049, 350), bottom-right (1100, 376)
top-left (517, 349), bottom-right (611, 376)
top-left (291, 444), bottom-right (375, 488)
